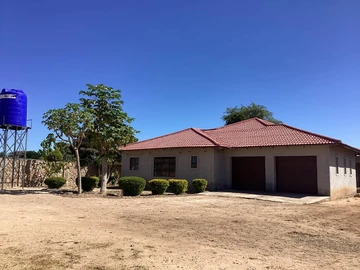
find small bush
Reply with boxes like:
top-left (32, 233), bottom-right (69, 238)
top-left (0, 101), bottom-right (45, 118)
top-left (77, 176), bottom-right (99, 192)
top-left (192, 178), bottom-right (208, 193)
top-left (148, 179), bottom-right (169, 195)
top-left (44, 177), bottom-right (67, 189)
top-left (119, 176), bottom-right (146, 196)
top-left (168, 179), bottom-right (188, 195)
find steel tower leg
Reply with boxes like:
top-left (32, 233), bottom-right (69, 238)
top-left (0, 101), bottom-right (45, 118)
top-left (1, 128), bottom-right (8, 190)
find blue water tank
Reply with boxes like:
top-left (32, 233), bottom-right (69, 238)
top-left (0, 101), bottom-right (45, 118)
top-left (0, 89), bottom-right (27, 128)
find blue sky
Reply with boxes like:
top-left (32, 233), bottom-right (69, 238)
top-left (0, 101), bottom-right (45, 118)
top-left (1, 0), bottom-right (359, 150)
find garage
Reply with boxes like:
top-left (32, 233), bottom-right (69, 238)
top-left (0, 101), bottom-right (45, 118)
top-left (232, 157), bottom-right (265, 191)
top-left (276, 156), bottom-right (318, 194)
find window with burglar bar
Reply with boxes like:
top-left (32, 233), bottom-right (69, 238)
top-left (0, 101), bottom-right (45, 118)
top-left (130, 157), bottom-right (139, 170)
top-left (154, 157), bottom-right (176, 177)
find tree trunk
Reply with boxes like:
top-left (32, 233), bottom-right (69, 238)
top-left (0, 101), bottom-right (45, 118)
top-left (74, 148), bottom-right (82, 194)
top-left (100, 156), bottom-right (107, 194)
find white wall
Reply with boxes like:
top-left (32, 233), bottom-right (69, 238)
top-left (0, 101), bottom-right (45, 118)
top-left (328, 145), bottom-right (357, 199)
top-left (121, 148), bottom-right (216, 190)
top-left (220, 145), bottom-right (331, 195)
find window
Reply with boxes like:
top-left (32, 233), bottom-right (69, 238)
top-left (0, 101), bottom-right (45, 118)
top-left (154, 157), bottom-right (176, 177)
top-left (335, 156), bottom-right (339, 174)
top-left (350, 158), bottom-right (352, 175)
top-left (344, 157), bottom-right (347, 175)
top-left (191, 156), bottom-right (198, 168)
top-left (130, 157), bottom-right (139, 170)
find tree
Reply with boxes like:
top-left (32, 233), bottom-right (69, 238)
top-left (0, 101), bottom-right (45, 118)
top-left (39, 134), bottom-right (75, 178)
top-left (7, 150), bottom-right (42, 159)
top-left (79, 84), bottom-right (138, 194)
top-left (38, 133), bottom-right (57, 159)
top-left (222, 102), bottom-right (282, 125)
top-left (42, 103), bottom-right (93, 194)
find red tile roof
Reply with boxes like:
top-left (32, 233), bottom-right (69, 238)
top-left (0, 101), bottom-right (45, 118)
top-left (120, 118), bottom-right (360, 153)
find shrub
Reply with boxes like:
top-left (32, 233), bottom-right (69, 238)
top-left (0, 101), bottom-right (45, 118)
top-left (77, 176), bottom-right (99, 192)
top-left (192, 178), bottom-right (208, 193)
top-left (45, 149), bottom-right (63, 162)
top-left (148, 179), bottom-right (169, 195)
top-left (44, 177), bottom-right (67, 189)
top-left (119, 176), bottom-right (146, 196)
top-left (168, 179), bottom-right (188, 195)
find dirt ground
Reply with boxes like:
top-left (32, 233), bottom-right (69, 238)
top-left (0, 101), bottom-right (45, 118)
top-left (0, 190), bottom-right (359, 270)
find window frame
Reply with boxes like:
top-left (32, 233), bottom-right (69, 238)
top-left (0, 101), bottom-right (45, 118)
top-left (350, 158), bottom-right (352, 175)
top-left (153, 157), bottom-right (176, 177)
top-left (129, 157), bottom-right (139, 171)
top-left (190, 155), bottom-right (198, 169)
top-left (344, 157), bottom-right (347, 175)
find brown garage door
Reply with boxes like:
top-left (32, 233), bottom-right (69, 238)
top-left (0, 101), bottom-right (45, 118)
top-left (232, 157), bottom-right (265, 191)
top-left (276, 156), bottom-right (318, 194)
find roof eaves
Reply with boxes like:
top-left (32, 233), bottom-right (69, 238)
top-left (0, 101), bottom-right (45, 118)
top-left (335, 142), bottom-right (360, 154)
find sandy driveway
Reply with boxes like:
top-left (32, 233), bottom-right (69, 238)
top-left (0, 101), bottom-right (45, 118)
top-left (0, 191), bottom-right (359, 270)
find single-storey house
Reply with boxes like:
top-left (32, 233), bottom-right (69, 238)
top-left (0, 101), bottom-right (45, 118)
top-left (120, 118), bottom-right (360, 199)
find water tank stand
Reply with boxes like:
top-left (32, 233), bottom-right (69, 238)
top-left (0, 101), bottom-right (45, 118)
top-left (0, 127), bottom-right (30, 190)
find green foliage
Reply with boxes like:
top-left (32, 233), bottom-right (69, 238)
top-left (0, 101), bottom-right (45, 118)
top-left (55, 142), bottom-right (74, 162)
top-left (222, 102), bottom-right (282, 125)
top-left (79, 84), bottom-right (138, 150)
top-left (79, 84), bottom-right (138, 193)
top-left (148, 179), bottom-right (169, 195)
top-left (118, 176), bottom-right (146, 196)
top-left (38, 133), bottom-right (56, 159)
top-left (7, 150), bottom-right (42, 159)
top-left (42, 103), bottom-right (93, 147)
top-left (44, 177), bottom-right (67, 189)
top-left (168, 179), bottom-right (188, 195)
top-left (39, 136), bottom-right (74, 177)
top-left (26, 150), bottom-right (42, 160)
top-left (78, 176), bottom-right (99, 192)
top-left (42, 103), bottom-right (93, 194)
top-left (192, 179), bottom-right (208, 193)
top-left (46, 149), bottom-right (63, 162)
top-left (79, 147), bottom-right (99, 167)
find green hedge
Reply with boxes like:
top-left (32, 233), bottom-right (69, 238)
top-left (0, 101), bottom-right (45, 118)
top-left (148, 179), bottom-right (169, 195)
top-left (168, 179), bottom-right (188, 195)
top-left (44, 177), bottom-right (67, 189)
top-left (119, 176), bottom-right (146, 196)
top-left (192, 179), bottom-right (208, 193)
top-left (77, 176), bottom-right (99, 192)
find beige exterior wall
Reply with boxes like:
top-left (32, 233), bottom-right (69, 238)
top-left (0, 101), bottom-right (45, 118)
top-left (219, 145), bottom-right (331, 195)
top-left (356, 156), bottom-right (360, 188)
top-left (121, 148), bottom-right (216, 190)
top-left (328, 145), bottom-right (357, 199)
top-left (122, 145), bottom-right (358, 197)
